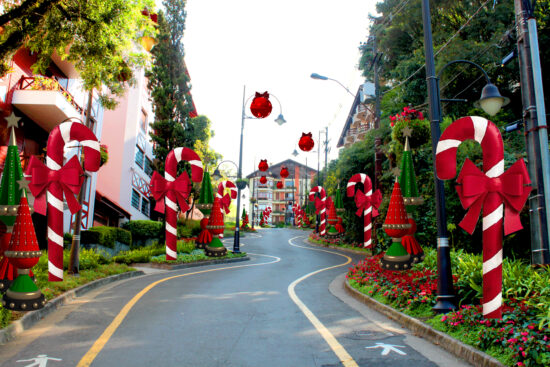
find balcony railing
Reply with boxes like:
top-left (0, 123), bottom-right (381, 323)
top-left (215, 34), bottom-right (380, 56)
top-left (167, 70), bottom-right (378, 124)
top-left (17, 76), bottom-right (83, 114)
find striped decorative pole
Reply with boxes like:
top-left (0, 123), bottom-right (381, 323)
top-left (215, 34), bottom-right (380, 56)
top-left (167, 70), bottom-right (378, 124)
top-left (309, 186), bottom-right (326, 236)
top-left (347, 173), bottom-right (381, 249)
top-left (436, 116), bottom-right (531, 318)
top-left (216, 180), bottom-right (237, 214)
top-left (163, 148), bottom-right (203, 260)
top-left (27, 122), bottom-right (100, 281)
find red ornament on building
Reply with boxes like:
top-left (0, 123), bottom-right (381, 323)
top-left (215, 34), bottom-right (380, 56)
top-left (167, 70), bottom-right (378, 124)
top-left (298, 132), bottom-right (314, 152)
top-left (280, 166), bottom-right (289, 178)
top-left (276, 181), bottom-right (283, 189)
top-left (250, 92), bottom-right (272, 118)
top-left (259, 176), bottom-right (267, 184)
top-left (258, 159), bottom-right (269, 172)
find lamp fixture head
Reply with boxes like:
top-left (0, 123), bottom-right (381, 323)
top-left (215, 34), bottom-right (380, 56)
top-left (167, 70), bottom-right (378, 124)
top-left (474, 82), bottom-right (510, 116)
top-left (212, 168), bottom-right (222, 181)
top-left (292, 149), bottom-right (299, 157)
top-left (274, 114), bottom-right (287, 126)
top-left (310, 73), bottom-right (328, 80)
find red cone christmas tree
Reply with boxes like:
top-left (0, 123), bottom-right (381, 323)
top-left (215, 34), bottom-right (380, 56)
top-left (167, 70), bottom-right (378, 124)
top-left (381, 177), bottom-right (413, 270)
top-left (205, 197), bottom-right (227, 257)
top-left (326, 197), bottom-right (340, 240)
top-left (2, 193), bottom-right (45, 311)
top-left (196, 172), bottom-right (214, 249)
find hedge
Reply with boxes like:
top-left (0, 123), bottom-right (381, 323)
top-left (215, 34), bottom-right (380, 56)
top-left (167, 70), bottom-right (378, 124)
top-left (81, 226), bottom-right (132, 249)
top-left (177, 219), bottom-right (201, 238)
top-left (122, 220), bottom-right (163, 240)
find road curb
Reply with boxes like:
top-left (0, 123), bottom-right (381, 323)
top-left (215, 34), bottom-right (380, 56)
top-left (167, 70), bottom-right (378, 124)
top-left (306, 238), bottom-right (371, 256)
top-left (0, 270), bottom-right (144, 345)
top-left (343, 280), bottom-right (504, 367)
top-left (133, 255), bottom-right (251, 270)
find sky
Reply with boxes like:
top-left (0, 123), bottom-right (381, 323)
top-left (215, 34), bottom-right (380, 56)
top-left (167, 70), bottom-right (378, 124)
top-left (182, 0), bottom-right (378, 179)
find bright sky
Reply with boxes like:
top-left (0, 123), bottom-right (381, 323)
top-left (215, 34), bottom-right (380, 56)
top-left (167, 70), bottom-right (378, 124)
top-left (182, 0), bottom-right (378, 178)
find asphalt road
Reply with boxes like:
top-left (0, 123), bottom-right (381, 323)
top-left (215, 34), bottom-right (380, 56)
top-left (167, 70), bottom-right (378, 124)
top-left (0, 228), bottom-right (471, 367)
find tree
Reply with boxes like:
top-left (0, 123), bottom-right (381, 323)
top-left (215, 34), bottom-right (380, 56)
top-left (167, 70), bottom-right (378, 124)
top-left (147, 0), bottom-right (194, 175)
top-left (0, 0), bottom-right (156, 108)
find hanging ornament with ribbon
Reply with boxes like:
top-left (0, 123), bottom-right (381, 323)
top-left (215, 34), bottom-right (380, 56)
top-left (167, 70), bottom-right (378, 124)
top-left (298, 132), bottom-right (314, 152)
top-left (280, 166), bottom-right (289, 179)
top-left (276, 181), bottom-right (283, 189)
top-left (250, 92), bottom-right (272, 118)
top-left (259, 176), bottom-right (267, 184)
top-left (258, 159), bottom-right (269, 172)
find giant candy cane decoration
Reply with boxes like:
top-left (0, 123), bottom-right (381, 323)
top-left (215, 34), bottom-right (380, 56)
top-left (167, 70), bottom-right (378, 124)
top-left (436, 116), bottom-right (531, 318)
top-left (309, 186), bottom-right (326, 236)
top-left (151, 148), bottom-right (203, 260)
top-left (27, 122), bottom-right (100, 281)
top-left (347, 173), bottom-right (382, 249)
top-left (216, 180), bottom-right (237, 214)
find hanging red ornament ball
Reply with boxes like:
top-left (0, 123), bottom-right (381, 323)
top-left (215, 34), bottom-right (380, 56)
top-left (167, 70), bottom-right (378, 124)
top-left (276, 181), bottom-right (283, 189)
top-left (298, 132), bottom-right (314, 152)
top-left (258, 159), bottom-right (269, 172)
top-left (280, 166), bottom-right (289, 178)
top-left (250, 92), bottom-right (272, 118)
top-left (260, 176), bottom-right (267, 184)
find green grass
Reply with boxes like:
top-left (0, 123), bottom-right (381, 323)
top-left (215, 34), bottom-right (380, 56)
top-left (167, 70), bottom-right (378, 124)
top-left (151, 249), bottom-right (247, 264)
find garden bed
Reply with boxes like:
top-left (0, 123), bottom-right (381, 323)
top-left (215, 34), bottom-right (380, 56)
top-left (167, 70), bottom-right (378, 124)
top-left (346, 249), bottom-right (550, 367)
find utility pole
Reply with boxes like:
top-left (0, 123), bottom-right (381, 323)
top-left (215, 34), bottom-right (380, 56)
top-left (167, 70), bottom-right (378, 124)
top-left (324, 126), bottom-right (329, 174)
top-left (514, 0), bottom-right (550, 265)
top-left (316, 130), bottom-right (321, 233)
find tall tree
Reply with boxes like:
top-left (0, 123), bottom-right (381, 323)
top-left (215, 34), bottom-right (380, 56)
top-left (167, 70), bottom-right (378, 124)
top-left (147, 0), bottom-right (194, 175)
top-left (0, 0), bottom-right (156, 108)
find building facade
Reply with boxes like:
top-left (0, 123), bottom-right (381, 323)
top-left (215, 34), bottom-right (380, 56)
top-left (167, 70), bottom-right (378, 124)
top-left (336, 85), bottom-right (375, 149)
top-left (246, 159), bottom-right (317, 225)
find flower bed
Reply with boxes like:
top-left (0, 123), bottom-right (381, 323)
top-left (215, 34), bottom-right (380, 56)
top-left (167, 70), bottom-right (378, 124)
top-left (346, 249), bottom-right (550, 366)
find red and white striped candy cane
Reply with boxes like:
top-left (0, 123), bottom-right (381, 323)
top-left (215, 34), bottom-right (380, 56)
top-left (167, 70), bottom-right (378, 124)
top-left (46, 122), bottom-right (100, 281)
top-left (309, 186), bottom-right (326, 236)
top-left (347, 173), bottom-right (374, 249)
top-left (436, 116), bottom-right (504, 318)
top-left (164, 148), bottom-right (203, 260)
top-left (216, 180), bottom-right (237, 214)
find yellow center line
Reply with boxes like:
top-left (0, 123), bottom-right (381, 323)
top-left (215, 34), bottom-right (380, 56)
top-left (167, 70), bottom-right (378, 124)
top-left (77, 254), bottom-right (280, 367)
top-left (287, 236), bottom-right (359, 367)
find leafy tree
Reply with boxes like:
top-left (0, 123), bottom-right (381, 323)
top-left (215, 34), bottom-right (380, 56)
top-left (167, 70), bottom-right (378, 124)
top-left (191, 115), bottom-right (222, 171)
top-left (147, 1), bottom-right (194, 175)
top-left (0, 0), bottom-right (156, 108)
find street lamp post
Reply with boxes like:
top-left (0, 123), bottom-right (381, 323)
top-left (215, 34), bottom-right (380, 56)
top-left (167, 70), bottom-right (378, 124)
top-left (233, 86), bottom-right (286, 253)
top-left (421, 0), bottom-right (511, 314)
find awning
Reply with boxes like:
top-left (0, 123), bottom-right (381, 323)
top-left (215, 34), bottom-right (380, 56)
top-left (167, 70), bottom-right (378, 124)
top-left (95, 191), bottom-right (131, 219)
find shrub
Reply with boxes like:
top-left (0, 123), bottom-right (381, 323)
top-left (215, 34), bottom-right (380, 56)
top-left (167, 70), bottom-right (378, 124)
top-left (177, 239), bottom-right (195, 254)
top-left (122, 220), bottom-right (163, 240)
top-left (63, 232), bottom-right (73, 245)
top-left (177, 219), bottom-right (201, 238)
top-left (81, 227), bottom-right (116, 249)
top-left (114, 227), bottom-right (132, 246)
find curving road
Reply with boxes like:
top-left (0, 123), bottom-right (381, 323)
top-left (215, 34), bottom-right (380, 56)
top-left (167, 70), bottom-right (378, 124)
top-left (0, 229), bottom-right (471, 367)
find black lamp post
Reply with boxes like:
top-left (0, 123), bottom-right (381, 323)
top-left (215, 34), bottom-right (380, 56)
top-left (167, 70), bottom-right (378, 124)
top-left (421, 0), bottom-right (510, 314)
top-left (233, 86), bottom-right (286, 253)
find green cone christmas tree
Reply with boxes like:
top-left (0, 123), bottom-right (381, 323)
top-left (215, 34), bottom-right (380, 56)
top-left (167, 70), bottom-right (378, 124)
top-left (195, 171), bottom-right (214, 249)
top-left (398, 127), bottom-right (424, 263)
top-left (381, 174), bottom-right (414, 271)
top-left (0, 113), bottom-right (30, 293)
top-left (241, 208), bottom-right (249, 229)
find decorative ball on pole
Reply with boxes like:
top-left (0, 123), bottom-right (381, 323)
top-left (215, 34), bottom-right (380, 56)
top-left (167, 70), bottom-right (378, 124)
top-left (250, 92), bottom-right (273, 118)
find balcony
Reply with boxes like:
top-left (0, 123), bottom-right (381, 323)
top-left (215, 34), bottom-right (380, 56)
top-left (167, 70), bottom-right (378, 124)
top-left (11, 76), bottom-right (83, 132)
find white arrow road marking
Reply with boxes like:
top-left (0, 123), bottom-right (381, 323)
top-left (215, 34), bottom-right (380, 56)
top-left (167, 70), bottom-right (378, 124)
top-left (365, 342), bottom-right (407, 356)
top-left (17, 355), bottom-right (62, 367)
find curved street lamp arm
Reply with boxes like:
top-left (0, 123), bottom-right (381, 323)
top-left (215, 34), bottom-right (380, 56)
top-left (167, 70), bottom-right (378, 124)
top-left (215, 159), bottom-right (239, 172)
top-left (437, 59), bottom-right (491, 83)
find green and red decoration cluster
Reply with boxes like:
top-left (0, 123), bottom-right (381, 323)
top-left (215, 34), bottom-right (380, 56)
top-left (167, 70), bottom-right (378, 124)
top-left (195, 171), bottom-right (215, 249)
top-left (205, 197), bottom-right (227, 257)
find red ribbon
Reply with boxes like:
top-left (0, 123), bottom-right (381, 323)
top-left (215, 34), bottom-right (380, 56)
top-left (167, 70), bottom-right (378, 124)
top-left (314, 197), bottom-right (325, 214)
top-left (150, 171), bottom-right (191, 213)
top-left (354, 189), bottom-right (382, 217)
top-left (219, 194), bottom-right (231, 214)
top-left (26, 156), bottom-right (84, 215)
top-left (456, 159), bottom-right (531, 235)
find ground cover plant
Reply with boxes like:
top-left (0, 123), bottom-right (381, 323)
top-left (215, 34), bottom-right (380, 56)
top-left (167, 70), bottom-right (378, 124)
top-left (309, 232), bottom-right (372, 253)
top-left (346, 248), bottom-right (550, 366)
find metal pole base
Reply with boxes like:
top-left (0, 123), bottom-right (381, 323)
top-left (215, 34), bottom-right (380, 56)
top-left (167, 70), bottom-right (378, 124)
top-left (233, 228), bottom-right (241, 254)
top-left (432, 297), bottom-right (457, 314)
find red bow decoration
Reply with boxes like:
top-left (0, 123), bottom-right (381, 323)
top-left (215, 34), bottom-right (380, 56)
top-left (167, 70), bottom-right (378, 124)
top-left (150, 170), bottom-right (191, 213)
top-left (456, 159), bottom-right (531, 235)
top-left (26, 156), bottom-right (84, 215)
top-left (354, 189), bottom-right (382, 217)
top-left (314, 197), bottom-right (326, 214)
top-left (219, 194), bottom-right (232, 214)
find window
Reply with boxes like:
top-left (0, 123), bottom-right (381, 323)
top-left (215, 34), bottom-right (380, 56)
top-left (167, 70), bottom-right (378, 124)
top-left (285, 180), bottom-right (293, 188)
top-left (145, 157), bottom-right (154, 177)
top-left (131, 189), bottom-right (140, 209)
top-left (140, 109), bottom-right (148, 133)
top-left (135, 146), bottom-right (144, 168)
top-left (141, 197), bottom-right (150, 216)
